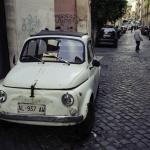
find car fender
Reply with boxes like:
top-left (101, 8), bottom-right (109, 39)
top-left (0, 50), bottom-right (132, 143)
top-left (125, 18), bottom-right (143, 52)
top-left (79, 88), bottom-right (93, 120)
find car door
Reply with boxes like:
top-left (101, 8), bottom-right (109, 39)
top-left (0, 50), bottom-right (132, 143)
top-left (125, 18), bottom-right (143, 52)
top-left (87, 40), bottom-right (99, 98)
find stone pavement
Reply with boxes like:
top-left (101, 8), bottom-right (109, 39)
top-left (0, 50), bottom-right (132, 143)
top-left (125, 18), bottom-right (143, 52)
top-left (0, 31), bottom-right (150, 150)
top-left (93, 31), bottom-right (150, 150)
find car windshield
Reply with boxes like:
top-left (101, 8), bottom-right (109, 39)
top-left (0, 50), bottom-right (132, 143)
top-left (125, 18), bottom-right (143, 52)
top-left (20, 38), bottom-right (84, 64)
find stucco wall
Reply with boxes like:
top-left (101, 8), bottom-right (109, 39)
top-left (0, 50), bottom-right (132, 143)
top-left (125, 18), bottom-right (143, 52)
top-left (4, 0), bottom-right (91, 67)
top-left (4, 0), bottom-right (17, 67)
top-left (5, 0), bottom-right (55, 67)
top-left (76, 0), bottom-right (91, 35)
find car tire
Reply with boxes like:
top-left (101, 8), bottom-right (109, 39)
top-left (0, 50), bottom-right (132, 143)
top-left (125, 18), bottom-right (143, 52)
top-left (77, 100), bottom-right (95, 136)
top-left (95, 40), bottom-right (99, 47)
top-left (114, 40), bottom-right (118, 48)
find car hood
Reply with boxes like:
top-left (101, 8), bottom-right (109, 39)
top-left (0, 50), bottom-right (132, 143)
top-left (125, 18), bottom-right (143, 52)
top-left (4, 63), bottom-right (88, 89)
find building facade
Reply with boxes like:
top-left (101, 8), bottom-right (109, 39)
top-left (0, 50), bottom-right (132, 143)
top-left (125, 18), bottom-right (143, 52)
top-left (122, 5), bottom-right (132, 21)
top-left (140, 0), bottom-right (150, 26)
top-left (135, 0), bottom-right (142, 21)
top-left (4, 0), bottom-right (91, 67)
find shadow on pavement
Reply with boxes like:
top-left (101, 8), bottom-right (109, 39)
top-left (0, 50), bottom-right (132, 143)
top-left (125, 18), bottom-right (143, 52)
top-left (0, 119), bottom-right (94, 149)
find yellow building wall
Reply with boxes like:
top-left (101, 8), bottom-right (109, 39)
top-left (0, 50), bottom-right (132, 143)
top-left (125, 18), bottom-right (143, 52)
top-left (76, 0), bottom-right (91, 35)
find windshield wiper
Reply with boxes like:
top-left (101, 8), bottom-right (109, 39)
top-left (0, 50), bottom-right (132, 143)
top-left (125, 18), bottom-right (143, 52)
top-left (58, 57), bottom-right (70, 65)
top-left (21, 55), bottom-right (44, 63)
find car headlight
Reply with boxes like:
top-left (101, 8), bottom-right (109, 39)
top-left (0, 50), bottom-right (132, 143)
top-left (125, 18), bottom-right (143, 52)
top-left (62, 93), bottom-right (74, 107)
top-left (0, 90), bottom-right (7, 103)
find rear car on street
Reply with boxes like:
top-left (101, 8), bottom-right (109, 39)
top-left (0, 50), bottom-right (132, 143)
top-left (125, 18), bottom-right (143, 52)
top-left (0, 30), bottom-right (101, 131)
top-left (141, 25), bottom-right (149, 35)
top-left (121, 25), bottom-right (127, 33)
top-left (96, 27), bottom-right (118, 48)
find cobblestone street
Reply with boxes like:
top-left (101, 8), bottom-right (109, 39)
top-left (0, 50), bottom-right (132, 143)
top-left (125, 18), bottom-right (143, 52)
top-left (94, 31), bottom-right (150, 150)
top-left (0, 31), bottom-right (150, 150)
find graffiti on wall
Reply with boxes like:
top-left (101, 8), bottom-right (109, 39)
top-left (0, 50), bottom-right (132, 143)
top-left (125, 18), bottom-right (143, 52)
top-left (17, 14), bottom-right (41, 60)
top-left (55, 14), bottom-right (77, 31)
top-left (55, 14), bottom-right (88, 32)
top-left (21, 14), bottom-right (41, 36)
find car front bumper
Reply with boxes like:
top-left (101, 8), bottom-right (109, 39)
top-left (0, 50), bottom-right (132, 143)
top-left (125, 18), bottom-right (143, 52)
top-left (0, 112), bottom-right (83, 125)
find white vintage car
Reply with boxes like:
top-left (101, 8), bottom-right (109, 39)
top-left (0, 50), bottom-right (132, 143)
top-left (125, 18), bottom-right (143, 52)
top-left (0, 30), bottom-right (101, 128)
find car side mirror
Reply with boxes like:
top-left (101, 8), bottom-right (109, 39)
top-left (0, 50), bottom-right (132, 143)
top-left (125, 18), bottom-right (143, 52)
top-left (92, 59), bottom-right (100, 67)
top-left (13, 55), bottom-right (16, 65)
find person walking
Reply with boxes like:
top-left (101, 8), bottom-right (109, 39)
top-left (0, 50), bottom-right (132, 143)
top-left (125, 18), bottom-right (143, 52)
top-left (131, 26), bottom-right (133, 33)
top-left (134, 27), bottom-right (143, 53)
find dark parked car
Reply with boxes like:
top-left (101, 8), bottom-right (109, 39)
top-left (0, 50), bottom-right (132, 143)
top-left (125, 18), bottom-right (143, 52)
top-left (121, 26), bottom-right (127, 33)
top-left (146, 26), bottom-right (150, 40)
top-left (148, 28), bottom-right (150, 40)
top-left (141, 26), bottom-right (149, 35)
top-left (96, 27), bottom-right (118, 48)
top-left (116, 27), bottom-right (122, 38)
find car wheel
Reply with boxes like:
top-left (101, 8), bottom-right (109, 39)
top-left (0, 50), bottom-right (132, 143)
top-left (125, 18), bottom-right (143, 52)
top-left (95, 40), bottom-right (99, 47)
top-left (114, 40), bottom-right (118, 48)
top-left (77, 100), bottom-right (95, 136)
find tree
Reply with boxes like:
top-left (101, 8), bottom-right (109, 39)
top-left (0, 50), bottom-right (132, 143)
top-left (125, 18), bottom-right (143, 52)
top-left (91, 0), bottom-right (127, 27)
top-left (145, 0), bottom-right (150, 6)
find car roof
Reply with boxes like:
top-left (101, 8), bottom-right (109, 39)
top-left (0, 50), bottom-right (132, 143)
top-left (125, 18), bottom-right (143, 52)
top-left (31, 30), bottom-right (88, 38)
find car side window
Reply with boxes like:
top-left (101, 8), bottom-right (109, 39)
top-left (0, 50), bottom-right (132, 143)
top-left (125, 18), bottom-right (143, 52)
top-left (87, 41), bottom-right (94, 63)
top-left (24, 40), bottom-right (36, 56)
top-left (38, 39), bottom-right (47, 55)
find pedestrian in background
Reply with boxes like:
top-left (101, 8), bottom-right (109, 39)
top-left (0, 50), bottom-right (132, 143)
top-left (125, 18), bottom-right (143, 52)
top-left (131, 26), bottom-right (133, 33)
top-left (134, 27), bottom-right (143, 53)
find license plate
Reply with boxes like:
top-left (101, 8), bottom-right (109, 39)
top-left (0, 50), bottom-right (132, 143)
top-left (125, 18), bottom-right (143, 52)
top-left (18, 103), bottom-right (46, 115)
top-left (104, 34), bottom-right (111, 38)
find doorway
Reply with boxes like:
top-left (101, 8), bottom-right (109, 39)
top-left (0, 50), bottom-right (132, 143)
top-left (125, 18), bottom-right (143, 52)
top-left (0, 0), bottom-right (10, 79)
